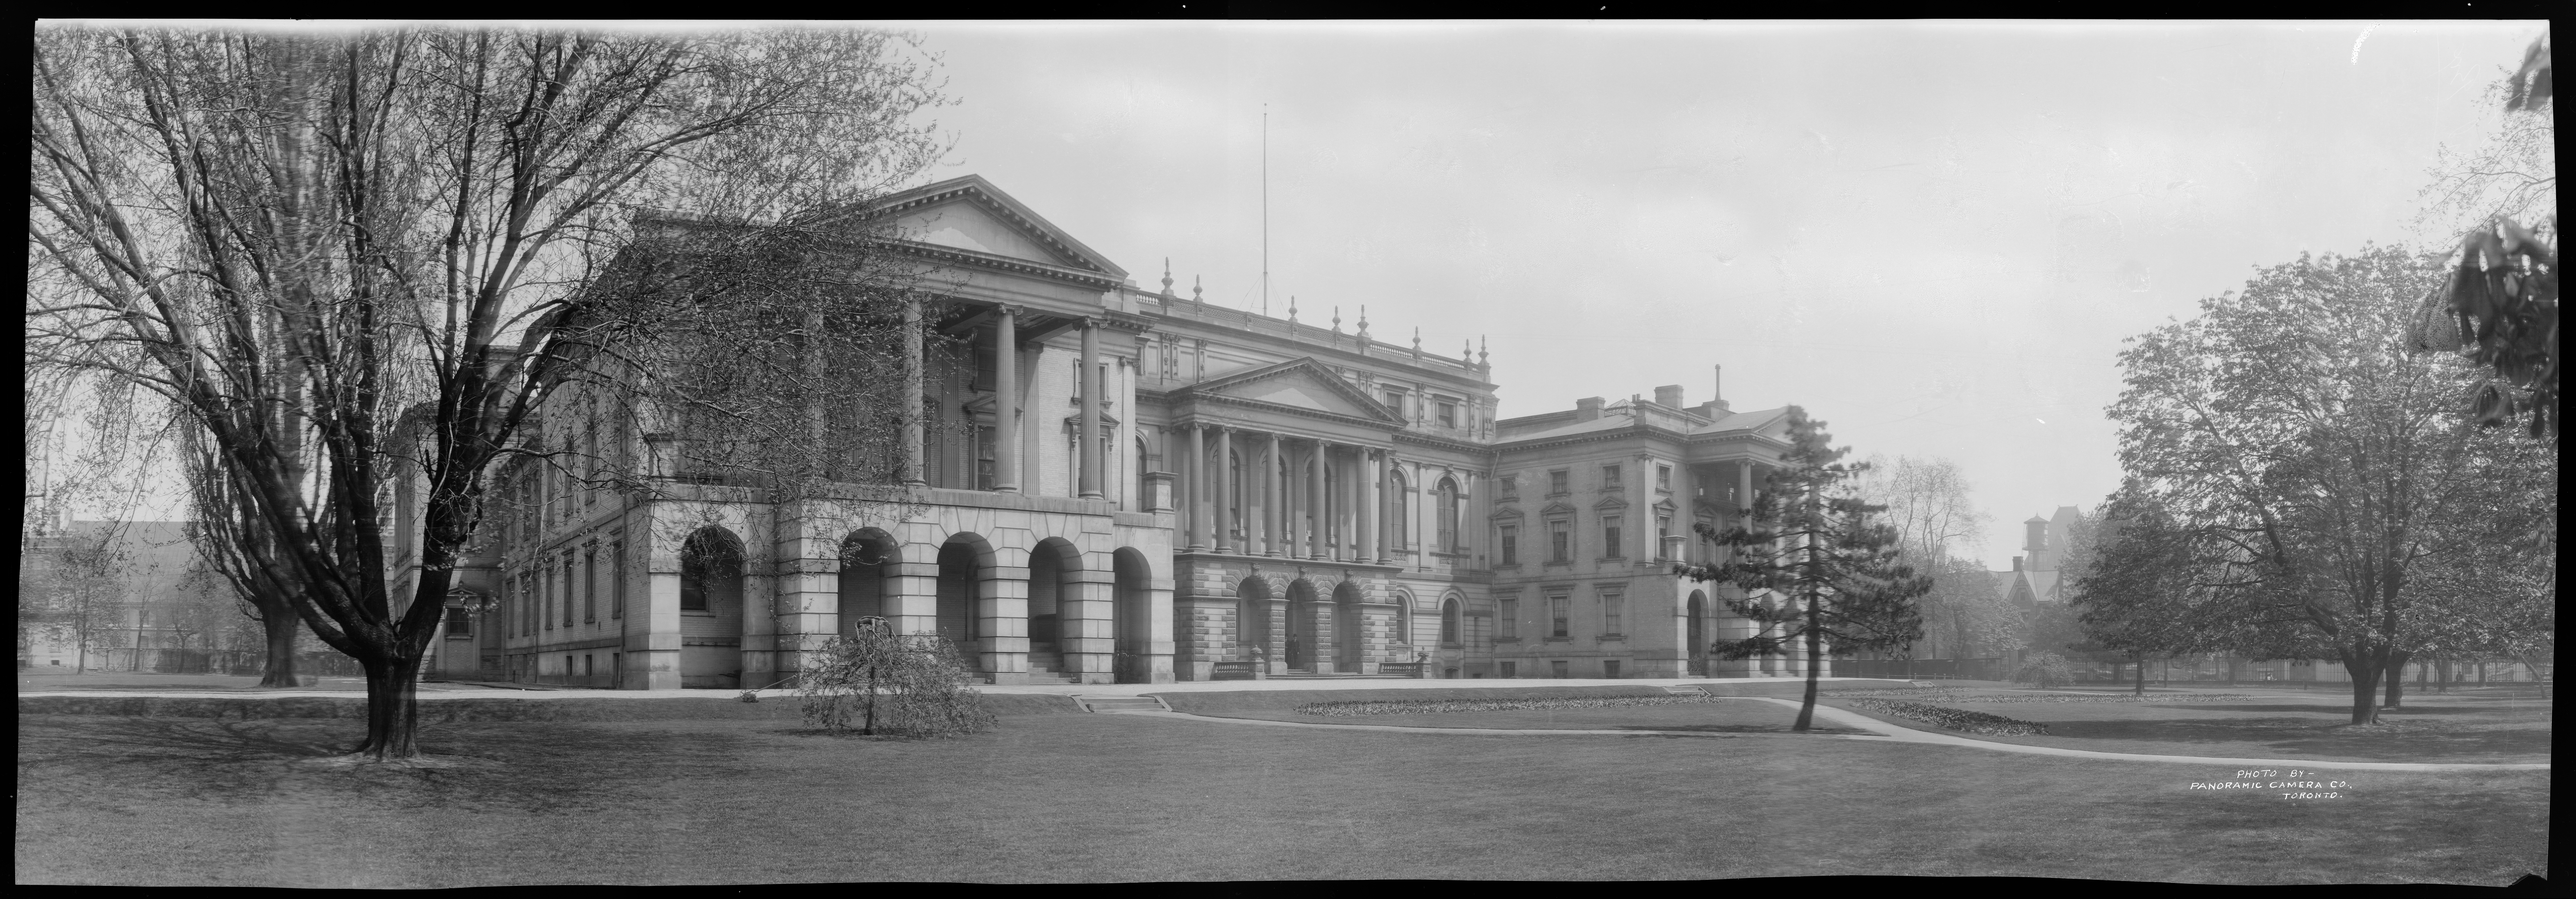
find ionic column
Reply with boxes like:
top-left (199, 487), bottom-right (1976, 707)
top-left (1215, 426), bottom-right (1235, 554)
top-left (1247, 432), bottom-right (1267, 556)
top-left (1266, 433), bottom-right (1286, 557)
top-left (1078, 319), bottom-right (1103, 499)
top-left (1367, 449), bottom-right (1386, 564)
top-left (993, 305), bottom-right (1019, 493)
top-left (1185, 423), bottom-right (1207, 553)
top-left (1308, 440), bottom-right (1328, 560)
top-left (900, 296), bottom-right (925, 486)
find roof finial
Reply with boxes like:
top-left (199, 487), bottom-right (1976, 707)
top-left (1288, 296), bottom-right (1299, 328)
top-left (1332, 305), bottom-right (1342, 333)
top-left (1161, 258), bottom-right (1176, 299)
top-left (1479, 335), bottom-right (1488, 367)
top-left (1358, 305), bottom-right (1369, 332)
top-left (1464, 338), bottom-right (1473, 360)
top-left (1192, 274), bottom-right (1203, 303)
top-left (1412, 327), bottom-right (1422, 361)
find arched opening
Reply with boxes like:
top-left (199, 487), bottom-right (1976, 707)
top-left (935, 536), bottom-right (983, 649)
top-left (1285, 580), bottom-right (1321, 672)
top-left (1436, 477), bottom-right (1461, 553)
top-left (678, 527), bottom-right (745, 689)
top-left (1332, 580), bottom-right (1365, 673)
top-left (1390, 590), bottom-right (1415, 650)
top-left (1439, 596), bottom-right (1462, 646)
top-left (1687, 590), bottom-right (1709, 677)
top-left (1387, 469), bottom-right (1410, 551)
top-left (1237, 576), bottom-right (1274, 669)
top-left (839, 529), bottom-right (897, 638)
top-left (1113, 547), bottom-right (1152, 683)
top-left (1028, 537), bottom-right (1081, 681)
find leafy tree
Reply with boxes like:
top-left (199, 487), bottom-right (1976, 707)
top-left (2068, 493), bottom-right (2251, 696)
top-left (2411, 34), bottom-right (2556, 441)
top-left (795, 616), bottom-right (995, 737)
top-left (2013, 651), bottom-right (2075, 689)
top-left (2109, 246), bottom-right (2542, 724)
top-left (27, 25), bottom-right (949, 758)
top-left (1675, 407), bottom-right (1930, 730)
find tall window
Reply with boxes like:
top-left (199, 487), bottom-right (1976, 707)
top-left (1437, 400), bottom-right (1457, 427)
top-left (1440, 598), bottom-right (1462, 645)
top-left (1549, 595), bottom-right (1570, 638)
top-left (542, 564), bottom-right (556, 631)
top-left (1602, 464), bottom-right (1621, 488)
top-left (1656, 464), bottom-right (1672, 492)
top-left (1499, 475), bottom-right (1518, 501)
top-left (1387, 470), bottom-right (1410, 548)
top-left (502, 576), bottom-right (517, 637)
top-left (610, 541), bottom-right (625, 619)
top-left (582, 547), bottom-right (598, 623)
top-left (1499, 526), bottom-right (1518, 566)
top-left (1548, 470), bottom-right (1569, 494)
top-left (1603, 516), bottom-right (1623, 558)
top-left (1549, 520), bottom-right (1571, 563)
top-left (1601, 591), bottom-right (1624, 635)
top-left (1436, 478), bottom-right (1460, 552)
top-left (563, 556), bottom-right (577, 627)
top-left (1499, 598), bottom-right (1519, 639)
top-left (1656, 515), bottom-right (1673, 560)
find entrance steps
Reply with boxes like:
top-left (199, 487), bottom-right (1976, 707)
top-left (1016, 644), bottom-right (1079, 685)
top-left (1072, 695), bottom-right (1171, 713)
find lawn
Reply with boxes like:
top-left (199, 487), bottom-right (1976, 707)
top-left (1197, 696), bottom-right (1872, 734)
top-left (14, 706), bottom-right (2550, 885)
top-left (1812, 686), bottom-right (2552, 764)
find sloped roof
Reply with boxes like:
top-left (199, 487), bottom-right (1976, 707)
top-left (1692, 406), bottom-right (1792, 436)
top-left (1170, 357), bottom-right (1403, 424)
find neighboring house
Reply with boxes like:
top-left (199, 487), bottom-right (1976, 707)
top-left (17, 520), bottom-right (243, 671)
top-left (388, 174), bottom-right (1823, 688)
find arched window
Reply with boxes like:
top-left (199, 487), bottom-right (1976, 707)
top-left (1439, 597), bottom-right (1462, 646)
top-left (1436, 477), bottom-right (1461, 553)
top-left (678, 528), bottom-right (743, 613)
top-left (1387, 470), bottom-right (1410, 549)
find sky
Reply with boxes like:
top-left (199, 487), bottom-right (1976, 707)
top-left (40, 20), bottom-right (2546, 570)
top-left (886, 20), bottom-right (2545, 569)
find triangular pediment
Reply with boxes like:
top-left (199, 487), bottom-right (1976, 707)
top-left (872, 175), bottom-right (1128, 279)
top-left (1594, 495), bottom-right (1630, 510)
top-left (1538, 501), bottom-right (1576, 517)
top-left (1184, 358), bottom-right (1402, 423)
top-left (1490, 505), bottom-right (1525, 521)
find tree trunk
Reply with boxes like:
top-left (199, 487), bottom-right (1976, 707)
top-left (255, 603), bottom-right (302, 688)
top-left (1793, 595), bottom-right (1822, 732)
top-left (352, 652), bottom-right (426, 760)
top-left (2434, 657), bottom-right (2450, 694)
top-left (2382, 650), bottom-right (2409, 709)
top-left (2344, 657), bottom-right (2380, 725)
top-left (2134, 653), bottom-right (2146, 696)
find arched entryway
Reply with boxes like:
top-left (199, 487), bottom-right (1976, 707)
top-left (1028, 537), bottom-right (1082, 682)
top-left (934, 535), bottom-right (986, 649)
top-left (1332, 580), bottom-right (1365, 673)
top-left (1238, 576), bottom-right (1274, 671)
top-left (1113, 547), bottom-right (1152, 683)
top-left (839, 529), bottom-right (897, 638)
top-left (1285, 579), bottom-right (1321, 672)
top-left (1686, 590), bottom-right (1709, 677)
top-left (678, 526), bottom-right (745, 689)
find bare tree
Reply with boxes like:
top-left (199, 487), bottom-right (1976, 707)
top-left (1854, 455), bottom-right (2004, 661)
top-left (28, 25), bottom-right (949, 759)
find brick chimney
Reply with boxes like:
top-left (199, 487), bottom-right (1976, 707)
top-left (1575, 396), bottom-right (1605, 422)
top-left (2012, 556), bottom-right (2023, 572)
top-left (1653, 384), bottom-right (1685, 408)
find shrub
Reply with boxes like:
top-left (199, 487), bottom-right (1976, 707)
top-left (1838, 698), bottom-right (2049, 736)
top-left (794, 617), bottom-right (996, 737)
top-left (2014, 652), bottom-right (2077, 689)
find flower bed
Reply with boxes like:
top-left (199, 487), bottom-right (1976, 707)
top-left (1962, 693), bottom-right (2261, 704)
top-left (1294, 694), bottom-right (1734, 717)
top-left (1835, 698), bottom-right (2049, 736)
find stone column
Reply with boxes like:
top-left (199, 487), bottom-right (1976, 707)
top-left (1266, 433), bottom-right (1285, 557)
top-left (1215, 426), bottom-right (1235, 554)
top-left (1062, 565), bottom-right (1116, 684)
top-left (900, 296), bottom-right (925, 487)
top-left (993, 305), bottom-right (1019, 493)
top-left (1078, 319), bottom-right (1103, 499)
top-left (630, 536), bottom-right (684, 689)
top-left (1368, 449), bottom-right (1388, 564)
top-left (1184, 423), bottom-right (1207, 553)
top-left (1248, 432), bottom-right (1268, 557)
top-left (885, 542), bottom-right (942, 639)
top-left (978, 557), bottom-right (1029, 684)
top-left (771, 524), bottom-right (839, 689)
top-left (1308, 440), bottom-right (1328, 560)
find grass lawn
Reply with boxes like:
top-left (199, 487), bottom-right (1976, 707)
top-left (1199, 697), bottom-right (1873, 734)
top-left (1813, 686), bottom-right (2552, 764)
top-left (15, 708), bottom-right (2549, 885)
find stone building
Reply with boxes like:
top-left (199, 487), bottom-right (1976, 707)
top-left (399, 175), bottom-right (1814, 688)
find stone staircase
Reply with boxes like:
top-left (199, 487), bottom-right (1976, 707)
top-left (1072, 695), bottom-right (1171, 713)
top-left (1019, 644), bottom-right (1079, 685)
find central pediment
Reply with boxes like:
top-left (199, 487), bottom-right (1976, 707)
top-left (1178, 358), bottom-right (1402, 423)
top-left (870, 175), bottom-right (1128, 279)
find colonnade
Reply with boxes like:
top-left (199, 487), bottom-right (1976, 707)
top-left (1168, 423), bottom-right (1395, 565)
top-left (899, 300), bottom-right (1113, 499)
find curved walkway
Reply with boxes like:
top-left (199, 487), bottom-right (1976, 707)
top-left (1110, 697), bottom-right (2551, 772)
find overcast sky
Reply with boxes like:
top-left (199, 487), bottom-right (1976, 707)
top-left (897, 20), bottom-right (2545, 569)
